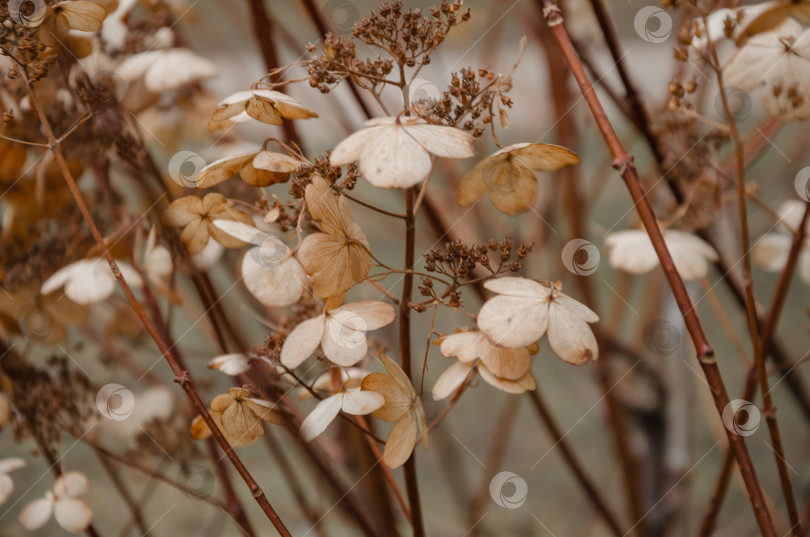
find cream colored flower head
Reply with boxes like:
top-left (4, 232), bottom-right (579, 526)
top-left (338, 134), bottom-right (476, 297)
top-left (604, 228), bottom-right (719, 282)
top-left (41, 258), bottom-right (143, 305)
top-left (37, 1), bottom-right (108, 58)
top-left (361, 353), bottom-right (427, 469)
top-left (300, 377), bottom-right (384, 441)
top-left (754, 200), bottom-right (810, 283)
top-left (725, 18), bottom-right (810, 121)
top-left (117, 48), bottom-right (218, 93)
top-left (477, 277), bottom-right (599, 365)
top-left (297, 176), bottom-right (371, 299)
top-left (281, 300), bottom-right (397, 368)
top-left (458, 143), bottom-right (580, 215)
top-left (19, 472), bottom-right (93, 533)
top-left (329, 116), bottom-right (475, 189)
top-left (433, 330), bottom-right (537, 399)
top-left (191, 387), bottom-right (284, 448)
top-left (208, 90), bottom-right (318, 131)
top-left (195, 151), bottom-right (303, 188)
top-left (213, 220), bottom-right (307, 307)
top-left (161, 193), bottom-right (253, 254)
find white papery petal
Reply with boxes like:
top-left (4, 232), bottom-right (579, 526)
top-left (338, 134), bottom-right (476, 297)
top-left (54, 498), bottom-right (93, 532)
top-left (280, 316), bottom-right (325, 368)
top-left (432, 361), bottom-right (474, 400)
top-left (482, 277), bottom-right (550, 298)
top-left (54, 472), bottom-right (89, 498)
top-left (753, 233), bottom-right (792, 272)
top-left (341, 390), bottom-right (384, 415)
top-left (208, 353), bottom-right (252, 375)
top-left (242, 254), bottom-right (306, 307)
top-left (300, 394), bottom-right (342, 441)
top-left (19, 497), bottom-right (54, 530)
top-left (477, 295), bottom-right (549, 348)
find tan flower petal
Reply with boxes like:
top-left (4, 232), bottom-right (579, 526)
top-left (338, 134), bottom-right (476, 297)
top-left (300, 394), bottom-right (343, 441)
top-left (162, 196), bottom-right (203, 227)
top-left (478, 367), bottom-right (536, 394)
top-left (54, 498), bottom-right (93, 532)
top-left (280, 316), bottom-right (326, 368)
top-left (383, 412), bottom-right (417, 468)
top-left (432, 361), bottom-right (474, 400)
top-left (58, 1), bottom-right (107, 31)
top-left (195, 154), bottom-right (256, 189)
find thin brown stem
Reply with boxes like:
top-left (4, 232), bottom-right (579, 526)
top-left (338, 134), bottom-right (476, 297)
top-left (25, 79), bottom-right (293, 537)
top-left (539, 4), bottom-right (775, 536)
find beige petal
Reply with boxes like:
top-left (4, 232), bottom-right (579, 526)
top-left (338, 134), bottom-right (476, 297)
top-left (547, 300), bottom-right (599, 364)
top-left (483, 277), bottom-right (550, 298)
top-left (58, 1), bottom-right (107, 31)
top-left (54, 498), bottom-right (93, 532)
top-left (251, 90), bottom-right (318, 119)
top-left (383, 413), bottom-right (417, 468)
top-left (252, 151), bottom-right (303, 173)
top-left (439, 331), bottom-right (489, 363)
top-left (195, 154), bottom-right (255, 189)
top-left (0, 474), bottom-right (13, 505)
top-left (477, 294), bottom-right (549, 348)
top-left (244, 398), bottom-right (285, 425)
top-left (19, 497), bottom-right (53, 530)
top-left (54, 472), bottom-right (89, 497)
top-left (297, 233), bottom-right (355, 298)
top-left (245, 95), bottom-right (284, 125)
top-left (242, 254), bottom-right (306, 307)
top-left (321, 315), bottom-right (370, 367)
top-left (239, 163), bottom-right (288, 187)
top-left (479, 346), bottom-right (532, 381)
top-left (300, 394), bottom-right (343, 441)
top-left (341, 390), bottom-right (384, 415)
top-left (208, 353), bottom-right (251, 375)
top-left (361, 373), bottom-right (411, 422)
top-left (180, 219), bottom-right (209, 254)
top-left (221, 401), bottom-right (263, 443)
top-left (604, 230), bottom-right (661, 275)
top-left (190, 415), bottom-right (212, 440)
top-left (488, 166), bottom-right (538, 215)
top-left (478, 367), bottom-right (536, 394)
top-left (457, 163), bottom-right (488, 207)
top-left (161, 196), bottom-right (203, 227)
top-left (335, 301), bottom-right (397, 330)
top-left (280, 316), bottom-right (326, 368)
top-left (403, 123), bottom-right (475, 159)
top-left (510, 143), bottom-right (580, 171)
top-left (432, 361), bottom-right (474, 400)
top-left (330, 126), bottom-right (384, 167)
top-left (304, 176), bottom-right (354, 235)
top-left (379, 352), bottom-right (416, 400)
top-left (359, 125), bottom-right (433, 188)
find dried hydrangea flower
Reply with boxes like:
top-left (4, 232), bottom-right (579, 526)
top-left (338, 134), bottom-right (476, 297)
top-left (433, 331), bottom-right (537, 397)
top-left (38, 1), bottom-right (108, 57)
top-left (604, 229), bottom-right (719, 282)
top-left (329, 116), bottom-right (475, 188)
top-left (195, 151), bottom-right (303, 188)
top-left (117, 48), bottom-right (218, 93)
top-left (300, 377), bottom-right (384, 441)
top-left (754, 200), bottom-right (810, 283)
top-left (725, 18), bottom-right (810, 121)
top-left (297, 176), bottom-right (371, 298)
top-left (161, 193), bottom-right (253, 254)
top-left (41, 258), bottom-right (143, 305)
top-left (191, 387), bottom-right (284, 448)
top-left (361, 353), bottom-right (427, 469)
top-left (477, 277), bottom-right (599, 365)
top-left (281, 301), bottom-right (396, 368)
top-left (458, 143), bottom-right (580, 215)
top-left (208, 90), bottom-right (318, 131)
top-left (19, 472), bottom-right (93, 533)
top-left (0, 457), bottom-right (25, 505)
top-left (736, 1), bottom-right (810, 45)
top-left (213, 220), bottom-right (306, 307)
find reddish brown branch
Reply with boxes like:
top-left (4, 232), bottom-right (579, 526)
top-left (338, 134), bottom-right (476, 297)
top-left (539, 4), bottom-right (776, 536)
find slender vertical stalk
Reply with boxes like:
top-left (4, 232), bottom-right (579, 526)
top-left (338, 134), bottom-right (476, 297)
top-left (539, 4), bottom-right (776, 536)
top-left (400, 188), bottom-right (424, 537)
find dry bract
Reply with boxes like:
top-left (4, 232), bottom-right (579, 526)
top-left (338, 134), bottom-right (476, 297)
top-left (195, 151), bottom-right (303, 188)
top-left (360, 353), bottom-right (427, 469)
top-left (208, 90), bottom-right (318, 131)
top-left (19, 472), bottom-right (93, 533)
top-left (725, 18), bottom-right (810, 121)
top-left (458, 143), bottom-right (580, 215)
top-left (329, 116), bottom-right (475, 188)
top-left (300, 378), bottom-right (385, 441)
top-left (477, 277), bottom-right (599, 365)
top-left (0, 457), bottom-right (25, 505)
top-left (213, 220), bottom-right (307, 307)
top-left (605, 229), bottom-right (719, 281)
top-left (38, 1), bottom-right (108, 58)
top-left (40, 258), bottom-right (143, 305)
top-left (297, 176), bottom-right (371, 298)
top-left (117, 48), bottom-right (219, 94)
top-left (191, 387), bottom-right (284, 448)
top-left (433, 330), bottom-right (537, 397)
top-left (281, 301), bottom-right (397, 368)
top-left (161, 193), bottom-right (253, 254)
top-left (754, 200), bottom-right (810, 283)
